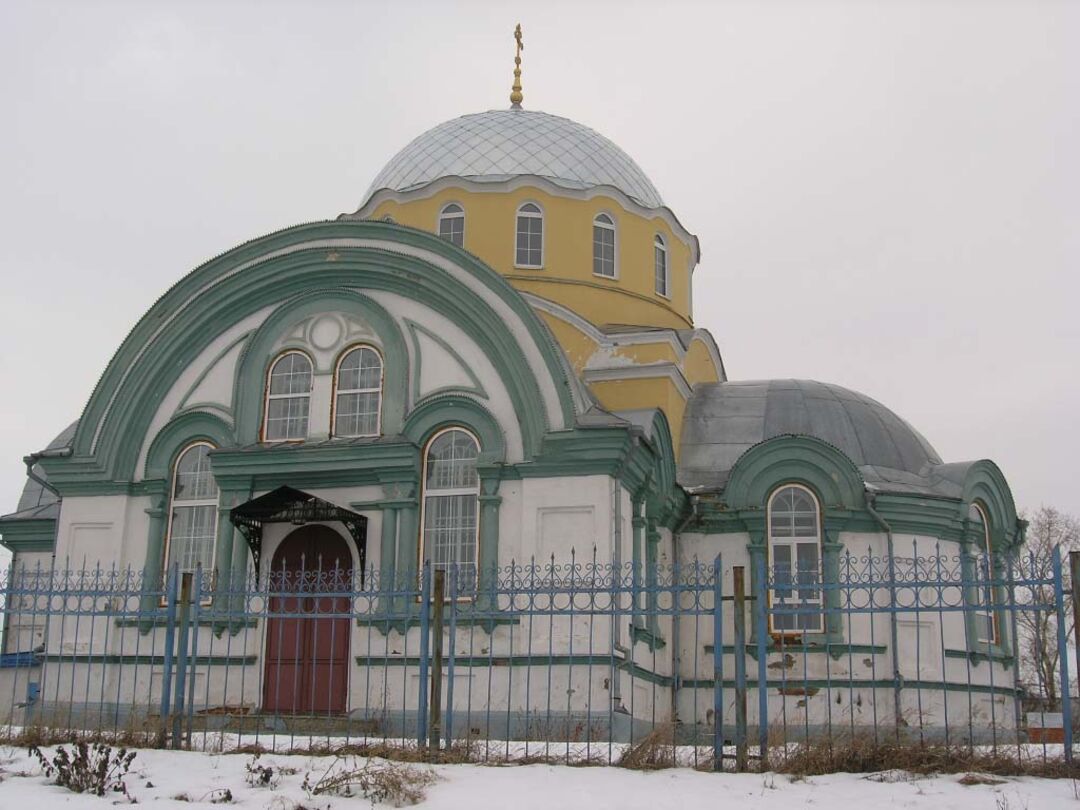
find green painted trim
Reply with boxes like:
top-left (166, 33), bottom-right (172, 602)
top-left (57, 221), bottom-right (578, 490)
top-left (144, 411), bottom-right (235, 480)
top-left (675, 676), bottom-right (1022, 697)
top-left (944, 647), bottom-right (1015, 667)
top-left (703, 642), bottom-right (888, 661)
top-left (630, 623), bottom-right (667, 650)
top-left (402, 396), bottom-right (506, 463)
top-left (404, 318), bottom-right (488, 403)
top-left (177, 330), bottom-right (251, 412)
top-left (0, 518), bottom-right (57, 552)
top-left (356, 613), bottom-right (519, 634)
top-left (44, 653), bottom-right (256, 666)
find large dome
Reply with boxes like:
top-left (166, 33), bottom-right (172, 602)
top-left (364, 109), bottom-right (664, 208)
top-left (678, 380), bottom-right (945, 494)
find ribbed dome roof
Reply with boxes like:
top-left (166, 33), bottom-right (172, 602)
top-left (678, 380), bottom-right (945, 494)
top-left (364, 109), bottom-right (663, 208)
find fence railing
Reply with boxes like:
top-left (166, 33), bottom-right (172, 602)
top-left (0, 543), bottom-right (1074, 769)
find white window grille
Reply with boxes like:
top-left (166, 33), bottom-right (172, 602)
top-left (515, 203), bottom-right (544, 268)
top-left (264, 351), bottom-right (312, 441)
top-left (969, 502), bottom-right (999, 644)
top-left (334, 345), bottom-right (383, 437)
top-left (593, 213), bottom-right (616, 278)
top-left (421, 428), bottom-right (480, 589)
top-left (768, 484), bottom-right (824, 633)
top-left (438, 203), bottom-right (465, 247)
top-left (166, 442), bottom-right (219, 576)
top-left (654, 234), bottom-right (669, 297)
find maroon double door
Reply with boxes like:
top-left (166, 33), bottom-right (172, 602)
top-left (263, 525), bottom-right (352, 715)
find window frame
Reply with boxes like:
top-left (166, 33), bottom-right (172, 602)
top-left (592, 212), bottom-right (618, 279)
top-left (766, 483), bottom-right (825, 637)
top-left (261, 349), bottom-right (314, 443)
top-left (418, 426), bottom-right (482, 597)
top-left (968, 501), bottom-right (1000, 646)
top-left (161, 441), bottom-right (219, 585)
top-left (514, 202), bottom-right (545, 269)
top-left (653, 234), bottom-right (670, 298)
top-left (437, 202), bottom-right (466, 248)
top-left (330, 344), bottom-right (384, 438)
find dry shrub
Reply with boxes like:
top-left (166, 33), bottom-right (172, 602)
top-left (302, 756), bottom-right (436, 807)
top-left (773, 736), bottom-right (1080, 779)
top-left (617, 725), bottom-right (677, 771)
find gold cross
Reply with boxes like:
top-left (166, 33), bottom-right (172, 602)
top-left (510, 23), bottom-right (524, 108)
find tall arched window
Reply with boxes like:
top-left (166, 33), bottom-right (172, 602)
top-left (515, 203), bottom-right (544, 268)
top-left (421, 428), bottom-right (480, 585)
top-left (263, 351), bottom-right (312, 441)
top-left (969, 502), bottom-right (999, 644)
top-left (593, 213), bottom-right (616, 278)
top-left (438, 203), bottom-right (465, 247)
top-left (333, 345), bottom-right (383, 437)
top-left (767, 484), bottom-right (823, 633)
top-left (653, 234), bottom-right (669, 297)
top-left (165, 442), bottom-right (219, 576)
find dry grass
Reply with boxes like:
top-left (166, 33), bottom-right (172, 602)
top-left (772, 737), bottom-right (1080, 779)
top-left (616, 725), bottom-right (677, 771)
top-left (302, 756), bottom-right (437, 806)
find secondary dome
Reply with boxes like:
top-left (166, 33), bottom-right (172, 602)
top-left (678, 380), bottom-right (945, 493)
top-left (364, 109), bottom-right (664, 208)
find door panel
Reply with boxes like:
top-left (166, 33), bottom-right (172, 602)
top-left (263, 526), bottom-right (352, 715)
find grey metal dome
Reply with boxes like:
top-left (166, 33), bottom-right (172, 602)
top-left (678, 380), bottom-right (945, 494)
top-left (364, 109), bottom-right (663, 208)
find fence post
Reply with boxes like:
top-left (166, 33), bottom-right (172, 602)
top-left (159, 564), bottom-right (179, 737)
top-left (1053, 546), bottom-right (1073, 762)
top-left (171, 572), bottom-right (193, 750)
top-left (712, 554), bottom-right (723, 772)
top-left (417, 561), bottom-right (431, 747)
top-left (733, 566), bottom-right (748, 772)
top-left (753, 551), bottom-right (770, 768)
top-left (428, 569), bottom-right (446, 752)
top-left (1070, 550), bottom-right (1080, 747)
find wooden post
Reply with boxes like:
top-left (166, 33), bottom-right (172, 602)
top-left (733, 566), bottom-right (748, 772)
top-left (428, 569), bottom-right (445, 752)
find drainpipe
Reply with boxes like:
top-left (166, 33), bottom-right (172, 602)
top-left (23, 447), bottom-right (70, 499)
top-left (669, 494), bottom-right (700, 722)
top-left (610, 435), bottom-right (640, 711)
top-left (865, 488), bottom-right (903, 730)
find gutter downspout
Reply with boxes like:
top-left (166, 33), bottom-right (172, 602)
top-left (865, 488), bottom-right (904, 731)
top-left (610, 434), bottom-right (640, 712)
top-left (670, 494), bottom-right (700, 723)
top-left (23, 448), bottom-right (70, 499)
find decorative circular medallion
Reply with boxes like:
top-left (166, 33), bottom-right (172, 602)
top-left (309, 315), bottom-right (343, 351)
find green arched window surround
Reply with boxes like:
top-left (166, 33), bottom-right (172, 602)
top-left (233, 289), bottom-right (408, 445)
top-left (144, 411), bottom-right (235, 483)
top-left (403, 395), bottom-right (506, 465)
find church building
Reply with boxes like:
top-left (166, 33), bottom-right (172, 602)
top-left (0, 31), bottom-right (1023, 738)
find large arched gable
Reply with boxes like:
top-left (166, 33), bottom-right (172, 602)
top-left (53, 221), bottom-right (579, 489)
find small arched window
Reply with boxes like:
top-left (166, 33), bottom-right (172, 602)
top-left (767, 484), bottom-right (823, 634)
top-left (333, 345), bottom-right (383, 437)
top-left (165, 442), bottom-right (219, 576)
top-left (263, 351), bottom-right (312, 441)
top-left (515, 203), bottom-right (544, 268)
top-left (653, 234), bottom-right (669, 297)
top-left (438, 203), bottom-right (465, 248)
top-left (421, 428), bottom-right (480, 584)
top-left (969, 502), bottom-right (999, 644)
top-left (593, 213), bottom-right (616, 278)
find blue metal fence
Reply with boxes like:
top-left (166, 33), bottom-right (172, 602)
top-left (0, 544), bottom-right (1074, 768)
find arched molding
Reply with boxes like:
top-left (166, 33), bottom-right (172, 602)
top-left (144, 410), bottom-right (235, 483)
top-left (723, 435), bottom-right (865, 512)
top-left (233, 289), bottom-right (407, 445)
top-left (402, 394), bottom-right (506, 465)
top-left (56, 221), bottom-right (576, 490)
top-left (957, 460), bottom-right (1020, 549)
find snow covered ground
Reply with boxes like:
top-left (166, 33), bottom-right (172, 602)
top-left (0, 745), bottom-right (1077, 809)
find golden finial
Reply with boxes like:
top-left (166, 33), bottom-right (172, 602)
top-left (510, 23), bottom-right (524, 109)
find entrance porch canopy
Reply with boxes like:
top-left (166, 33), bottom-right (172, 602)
top-left (230, 486), bottom-right (367, 580)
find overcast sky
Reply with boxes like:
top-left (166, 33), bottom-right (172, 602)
top-left (1, 1), bottom-right (1077, 539)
